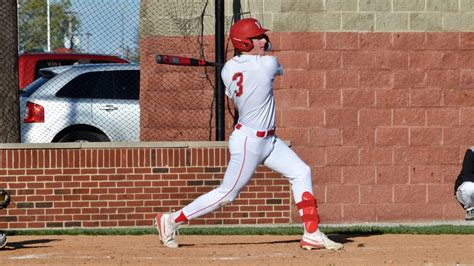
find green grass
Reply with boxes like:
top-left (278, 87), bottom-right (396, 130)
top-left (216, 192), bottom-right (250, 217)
top-left (4, 225), bottom-right (474, 236)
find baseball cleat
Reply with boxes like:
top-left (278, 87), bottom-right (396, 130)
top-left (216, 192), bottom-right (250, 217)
top-left (155, 213), bottom-right (179, 248)
top-left (466, 209), bottom-right (474, 221)
top-left (300, 232), bottom-right (343, 251)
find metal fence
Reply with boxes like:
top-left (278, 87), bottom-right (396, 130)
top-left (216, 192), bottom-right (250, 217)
top-left (12, 0), bottom-right (218, 143)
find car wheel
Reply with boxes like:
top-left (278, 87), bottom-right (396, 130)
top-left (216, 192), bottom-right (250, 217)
top-left (58, 131), bottom-right (110, 142)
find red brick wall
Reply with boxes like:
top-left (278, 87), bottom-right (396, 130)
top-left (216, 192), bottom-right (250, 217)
top-left (140, 32), bottom-right (473, 223)
top-left (274, 32), bottom-right (472, 222)
top-left (0, 143), bottom-right (291, 229)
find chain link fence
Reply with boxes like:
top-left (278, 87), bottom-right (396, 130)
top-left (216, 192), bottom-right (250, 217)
top-left (13, 0), bottom-right (221, 143)
top-left (140, 0), bottom-right (219, 141)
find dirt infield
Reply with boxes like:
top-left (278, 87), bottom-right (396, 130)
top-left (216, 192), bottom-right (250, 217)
top-left (1, 234), bottom-right (473, 265)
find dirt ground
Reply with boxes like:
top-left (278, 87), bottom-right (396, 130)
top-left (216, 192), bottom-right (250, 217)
top-left (1, 234), bottom-right (473, 265)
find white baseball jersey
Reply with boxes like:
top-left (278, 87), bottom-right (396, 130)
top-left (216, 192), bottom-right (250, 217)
top-left (221, 55), bottom-right (283, 130)
top-left (175, 54), bottom-right (314, 222)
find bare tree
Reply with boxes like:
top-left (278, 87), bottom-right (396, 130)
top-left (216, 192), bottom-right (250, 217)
top-left (0, 0), bottom-right (20, 143)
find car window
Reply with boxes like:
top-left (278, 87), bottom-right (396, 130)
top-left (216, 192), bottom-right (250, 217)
top-left (91, 71), bottom-right (116, 99)
top-left (55, 70), bottom-right (139, 100)
top-left (56, 71), bottom-right (113, 98)
top-left (20, 77), bottom-right (50, 97)
top-left (113, 70), bottom-right (140, 100)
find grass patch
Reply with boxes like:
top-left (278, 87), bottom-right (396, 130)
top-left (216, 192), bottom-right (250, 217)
top-left (4, 225), bottom-right (474, 236)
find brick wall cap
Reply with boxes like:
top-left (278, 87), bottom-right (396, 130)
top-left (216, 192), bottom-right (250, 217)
top-left (0, 140), bottom-right (289, 150)
top-left (0, 141), bottom-right (224, 150)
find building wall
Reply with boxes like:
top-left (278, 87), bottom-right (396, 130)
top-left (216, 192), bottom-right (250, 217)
top-left (258, 0), bottom-right (474, 32)
top-left (261, 0), bottom-right (473, 222)
top-left (273, 30), bottom-right (473, 222)
top-left (138, 0), bottom-right (474, 223)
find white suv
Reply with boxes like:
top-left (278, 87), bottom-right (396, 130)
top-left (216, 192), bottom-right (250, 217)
top-left (20, 63), bottom-right (140, 143)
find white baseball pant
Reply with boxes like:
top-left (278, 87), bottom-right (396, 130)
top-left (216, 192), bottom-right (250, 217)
top-left (456, 181), bottom-right (474, 211)
top-left (178, 125), bottom-right (314, 220)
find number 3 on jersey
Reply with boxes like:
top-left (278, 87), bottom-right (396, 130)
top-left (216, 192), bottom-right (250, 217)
top-left (232, 72), bottom-right (243, 97)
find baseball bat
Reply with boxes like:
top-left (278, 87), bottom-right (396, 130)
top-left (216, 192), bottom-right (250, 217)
top-left (155, 54), bottom-right (219, 67)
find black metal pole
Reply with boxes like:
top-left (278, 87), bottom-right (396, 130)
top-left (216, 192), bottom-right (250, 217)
top-left (232, 0), bottom-right (241, 127)
top-left (233, 0), bottom-right (241, 21)
top-left (215, 0), bottom-right (225, 140)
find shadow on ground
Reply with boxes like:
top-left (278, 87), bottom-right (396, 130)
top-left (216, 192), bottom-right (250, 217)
top-left (178, 233), bottom-right (382, 247)
top-left (2, 238), bottom-right (61, 250)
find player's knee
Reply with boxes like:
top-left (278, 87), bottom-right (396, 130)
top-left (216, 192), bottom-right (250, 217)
top-left (217, 196), bottom-right (236, 207)
top-left (216, 187), bottom-right (238, 204)
top-left (224, 193), bottom-right (239, 203)
top-left (298, 164), bottom-right (312, 179)
top-left (218, 200), bottom-right (233, 207)
top-left (461, 182), bottom-right (474, 196)
top-left (289, 164), bottom-right (312, 183)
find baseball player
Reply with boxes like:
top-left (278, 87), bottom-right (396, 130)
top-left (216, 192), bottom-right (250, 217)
top-left (155, 18), bottom-right (343, 250)
top-left (0, 189), bottom-right (10, 249)
top-left (455, 147), bottom-right (474, 221)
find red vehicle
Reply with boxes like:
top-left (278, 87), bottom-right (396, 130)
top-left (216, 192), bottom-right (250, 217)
top-left (18, 52), bottom-right (129, 90)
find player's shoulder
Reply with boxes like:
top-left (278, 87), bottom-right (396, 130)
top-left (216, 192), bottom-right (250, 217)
top-left (258, 55), bottom-right (283, 76)
top-left (222, 58), bottom-right (235, 70)
top-left (223, 55), bottom-right (242, 67)
top-left (258, 55), bottom-right (279, 65)
top-left (258, 55), bottom-right (281, 70)
top-left (222, 55), bottom-right (280, 72)
top-left (221, 58), bottom-right (240, 81)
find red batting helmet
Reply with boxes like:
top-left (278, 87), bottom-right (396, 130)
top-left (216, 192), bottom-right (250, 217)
top-left (230, 18), bottom-right (269, 52)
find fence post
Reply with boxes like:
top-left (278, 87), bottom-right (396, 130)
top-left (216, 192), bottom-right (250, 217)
top-left (0, 0), bottom-right (20, 143)
top-left (232, 0), bottom-right (241, 127)
top-left (215, 0), bottom-right (225, 141)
